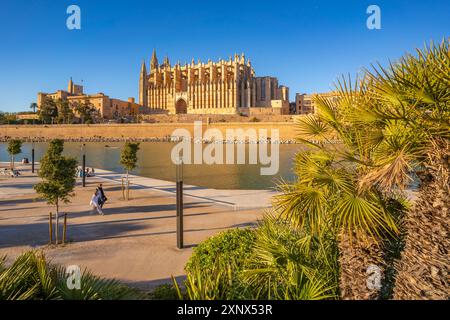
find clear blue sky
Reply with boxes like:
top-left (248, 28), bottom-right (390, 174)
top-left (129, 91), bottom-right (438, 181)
top-left (0, 0), bottom-right (448, 112)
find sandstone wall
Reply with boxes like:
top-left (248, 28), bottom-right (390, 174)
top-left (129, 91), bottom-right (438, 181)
top-left (141, 113), bottom-right (296, 123)
top-left (0, 122), bottom-right (300, 142)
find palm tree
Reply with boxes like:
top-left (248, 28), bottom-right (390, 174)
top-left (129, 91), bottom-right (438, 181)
top-left (243, 216), bottom-right (339, 300)
top-left (29, 102), bottom-right (38, 113)
top-left (274, 39), bottom-right (449, 299)
top-left (361, 41), bottom-right (449, 300)
top-left (274, 113), bottom-right (401, 299)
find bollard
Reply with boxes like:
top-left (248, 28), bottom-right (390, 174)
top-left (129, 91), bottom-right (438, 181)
top-left (63, 213), bottom-right (67, 244)
top-left (49, 212), bottom-right (53, 244)
top-left (31, 147), bottom-right (35, 174)
top-left (121, 177), bottom-right (125, 200)
top-left (176, 158), bottom-right (184, 249)
top-left (55, 212), bottom-right (59, 245)
top-left (82, 153), bottom-right (86, 187)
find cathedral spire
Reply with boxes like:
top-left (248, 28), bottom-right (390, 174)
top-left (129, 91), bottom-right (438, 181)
top-left (163, 56), bottom-right (170, 68)
top-left (140, 60), bottom-right (147, 76)
top-left (151, 49), bottom-right (159, 70)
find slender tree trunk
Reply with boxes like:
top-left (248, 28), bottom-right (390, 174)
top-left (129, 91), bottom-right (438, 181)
top-left (55, 200), bottom-right (59, 245)
top-left (126, 170), bottom-right (129, 200)
top-left (393, 141), bottom-right (449, 299)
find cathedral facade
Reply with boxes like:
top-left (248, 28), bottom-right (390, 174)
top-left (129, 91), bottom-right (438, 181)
top-left (139, 51), bottom-right (290, 115)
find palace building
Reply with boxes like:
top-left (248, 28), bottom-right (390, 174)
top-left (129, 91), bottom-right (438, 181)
top-left (38, 78), bottom-right (142, 119)
top-left (139, 51), bottom-right (290, 115)
top-left (295, 92), bottom-right (339, 114)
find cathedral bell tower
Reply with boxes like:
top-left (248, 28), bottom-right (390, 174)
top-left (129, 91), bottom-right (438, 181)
top-left (139, 60), bottom-right (148, 107)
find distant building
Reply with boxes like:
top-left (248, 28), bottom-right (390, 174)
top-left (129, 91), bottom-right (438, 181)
top-left (37, 78), bottom-right (142, 120)
top-left (295, 92), bottom-right (339, 114)
top-left (139, 50), bottom-right (290, 115)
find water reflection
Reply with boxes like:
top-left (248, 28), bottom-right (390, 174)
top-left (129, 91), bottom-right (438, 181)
top-left (0, 142), bottom-right (303, 190)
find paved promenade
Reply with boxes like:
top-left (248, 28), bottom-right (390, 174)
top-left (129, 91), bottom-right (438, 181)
top-left (94, 168), bottom-right (278, 210)
top-left (0, 163), bottom-right (270, 290)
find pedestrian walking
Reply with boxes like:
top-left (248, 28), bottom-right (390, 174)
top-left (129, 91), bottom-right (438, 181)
top-left (96, 183), bottom-right (108, 208)
top-left (90, 190), bottom-right (104, 215)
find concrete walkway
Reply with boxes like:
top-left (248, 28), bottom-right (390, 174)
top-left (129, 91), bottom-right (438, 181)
top-left (0, 162), bottom-right (278, 209)
top-left (0, 163), bottom-right (271, 290)
top-left (94, 168), bottom-right (278, 210)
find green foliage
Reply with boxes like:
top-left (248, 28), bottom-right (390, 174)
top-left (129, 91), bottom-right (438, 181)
top-left (150, 284), bottom-right (180, 300)
top-left (179, 222), bottom-right (338, 300)
top-left (243, 216), bottom-right (339, 300)
top-left (73, 101), bottom-right (96, 124)
top-left (7, 139), bottom-right (22, 156)
top-left (29, 102), bottom-right (38, 113)
top-left (178, 40), bottom-right (449, 302)
top-left (7, 139), bottom-right (22, 169)
top-left (34, 139), bottom-right (77, 210)
top-left (120, 142), bottom-right (140, 173)
top-left (186, 228), bottom-right (256, 273)
top-left (282, 40), bottom-right (450, 240)
top-left (38, 97), bottom-right (58, 124)
top-left (181, 228), bottom-right (256, 300)
top-left (55, 99), bottom-right (74, 124)
top-left (0, 112), bottom-right (18, 124)
top-left (180, 259), bottom-right (249, 300)
top-left (0, 251), bottom-right (146, 300)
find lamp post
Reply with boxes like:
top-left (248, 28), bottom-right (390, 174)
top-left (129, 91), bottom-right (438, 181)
top-left (176, 157), bottom-right (184, 249)
top-left (82, 143), bottom-right (86, 187)
top-left (31, 140), bottom-right (35, 174)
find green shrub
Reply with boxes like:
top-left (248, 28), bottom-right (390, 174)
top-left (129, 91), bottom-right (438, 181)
top-left (180, 221), bottom-right (339, 300)
top-left (180, 228), bottom-right (256, 300)
top-left (0, 251), bottom-right (146, 300)
top-left (243, 216), bottom-right (339, 300)
top-left (150, 284), bottom-right (179, 300)
top-left (186, 228), bottom-right (256, 273)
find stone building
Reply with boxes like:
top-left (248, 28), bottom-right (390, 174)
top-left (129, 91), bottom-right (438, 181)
top-left (295, 92), bottom-right (339, 114)
top-left (38, 79), bottom-right (142, 119)
top-left (139, 50), bottom-right (290, 115)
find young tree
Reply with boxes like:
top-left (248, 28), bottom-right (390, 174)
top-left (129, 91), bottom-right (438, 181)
top-left (38, 97), bottom-right (58, 124)
top-left (34, 139), bottom-right (77, 244)
top-left (56, 99), bottom-right (74, 124)
top-left (120, 142), bottom-right (140, 200)
top-left (7, 139), bottom-right (22, 170)
top-left (74, 101), bottom-right (95, 124)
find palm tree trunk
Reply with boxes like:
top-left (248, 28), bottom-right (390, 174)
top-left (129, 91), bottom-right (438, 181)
top-left (393, 141), bottom-right (449, 299)
top-left (338, 231), bottom-right (385, 300)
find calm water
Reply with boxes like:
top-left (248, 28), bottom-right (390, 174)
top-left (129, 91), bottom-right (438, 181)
top-left (0, 142), bottom-right (303, 190)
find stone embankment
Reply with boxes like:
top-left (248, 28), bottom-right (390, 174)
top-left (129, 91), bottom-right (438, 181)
top-left (0, 122), bottom-right (341, 144)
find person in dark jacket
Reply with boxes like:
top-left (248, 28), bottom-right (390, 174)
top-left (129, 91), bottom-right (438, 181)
top-left (96, 184), bottom-right (108, 208)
